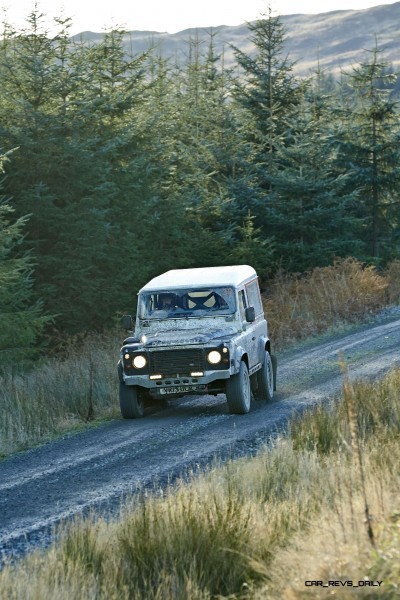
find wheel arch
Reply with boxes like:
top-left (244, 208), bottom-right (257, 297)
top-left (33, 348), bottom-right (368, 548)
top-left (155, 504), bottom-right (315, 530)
top-left (232, 345), bottom-right (248, 373)
top-left (258, 336), bottom-right (271, 359)
top-left (258, 337), bottom-right (277, 390)
top-left (241, 352), bottom-right (249, 369)
top-left (117, 360), bottom-right (123, 382)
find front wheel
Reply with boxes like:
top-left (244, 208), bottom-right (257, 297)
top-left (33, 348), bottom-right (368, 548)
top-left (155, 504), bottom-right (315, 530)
top-left (226, 361), bottom-right (251, 414)
top-left (119, 382), bottom-right (145, 419)
top-left (256, 350), bottom-right (274, 402)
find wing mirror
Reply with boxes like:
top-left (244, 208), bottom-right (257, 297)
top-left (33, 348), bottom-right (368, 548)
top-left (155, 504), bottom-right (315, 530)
top-left (245, 306), bottom-right (255, 323)
top-left (122, 314), bottom-right (133, 330)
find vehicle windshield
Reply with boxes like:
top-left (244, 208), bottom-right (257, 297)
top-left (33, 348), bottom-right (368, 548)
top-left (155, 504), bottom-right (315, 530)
top-left (138, 287), bottom-right (236, 320)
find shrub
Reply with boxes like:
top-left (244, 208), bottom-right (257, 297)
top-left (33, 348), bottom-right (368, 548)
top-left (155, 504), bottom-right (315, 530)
top-left (263, 258), bottom-right (389, 349)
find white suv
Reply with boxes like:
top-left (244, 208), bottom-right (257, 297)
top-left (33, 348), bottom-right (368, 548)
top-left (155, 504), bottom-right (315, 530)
top-left (118, 265), bottom-right (277, 418)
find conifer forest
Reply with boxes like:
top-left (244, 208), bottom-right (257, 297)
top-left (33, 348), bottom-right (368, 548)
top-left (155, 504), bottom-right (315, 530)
top-left (1, 8), bottom-right (400, 363)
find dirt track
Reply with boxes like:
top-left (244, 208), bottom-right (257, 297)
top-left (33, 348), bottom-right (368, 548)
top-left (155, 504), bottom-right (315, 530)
top-left (1, 313), bottom-right (400, 564)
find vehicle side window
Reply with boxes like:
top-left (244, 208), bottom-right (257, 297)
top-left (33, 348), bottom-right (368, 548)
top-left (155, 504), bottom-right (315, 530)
top-left (238, 289), bottom-right (247, 320)
top-left (245, 280), bottom-right (263, 316)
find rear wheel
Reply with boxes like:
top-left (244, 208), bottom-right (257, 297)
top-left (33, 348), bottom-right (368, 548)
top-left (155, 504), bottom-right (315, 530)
top-left (119, 382), bottom-right (145, 418)
top-left (256, 350), bottom-right (274, 402)
top-left (226, 361), bottom-right (251, 414)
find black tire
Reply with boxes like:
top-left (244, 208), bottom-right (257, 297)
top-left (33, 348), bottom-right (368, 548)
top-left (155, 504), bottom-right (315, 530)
top-left (226, 361), bottom-right (251, 414)
top-left (119, 382), bottom-right (145, 419)
top-left (256, 350), bottom-right (274, 402)
top-left (271, 353), bottom-right (277, 391)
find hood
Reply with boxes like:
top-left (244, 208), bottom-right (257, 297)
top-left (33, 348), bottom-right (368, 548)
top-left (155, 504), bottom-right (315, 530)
top-left (141, 326), bottom-right (236, 347)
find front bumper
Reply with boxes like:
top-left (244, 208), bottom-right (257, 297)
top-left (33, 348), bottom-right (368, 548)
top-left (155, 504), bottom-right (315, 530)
top-left (122, 369), bottom-right (231, 396)
top-left (122, 368), bottom-right (231, 391)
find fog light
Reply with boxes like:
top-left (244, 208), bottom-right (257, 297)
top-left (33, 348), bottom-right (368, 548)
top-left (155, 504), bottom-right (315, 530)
top-left (133, 355), bottom-right (147, 369)
top-left (191, 371), bottom-right (204, 377)
top-left (150, 374), bottom-right (162, 380)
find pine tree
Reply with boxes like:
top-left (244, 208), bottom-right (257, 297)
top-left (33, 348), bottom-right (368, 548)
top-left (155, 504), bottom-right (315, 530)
top-left (130, 35), bottom-right (235, 277)
top-left (0, 12), bottom-right (152, 331)
top-left (157, 32), bottom-right (275, 276)
top-left (334, 46), bottom-right (400, 260)
top-left (265, 70), bottom-right (363, 270)
top-left (0, 153), bottom-right (48, 366)
top-left (232, 7), bottom-right (302, 184)
top-left (230, 8), bottom-right (304, 271)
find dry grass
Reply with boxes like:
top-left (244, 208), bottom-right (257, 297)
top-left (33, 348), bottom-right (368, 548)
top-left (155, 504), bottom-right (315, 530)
top-left (264, 257), bottom-right (390, 350)
top-left (256, 470), bottom-right (400, 599)
top-left (0, 334), bottom-right (120, 457)
top-left (290, 372), bottom-right (400, 459)
top-left (1, 367), bottom-right (399, 599)
top-left (384, 259), bottom-right (400, 305)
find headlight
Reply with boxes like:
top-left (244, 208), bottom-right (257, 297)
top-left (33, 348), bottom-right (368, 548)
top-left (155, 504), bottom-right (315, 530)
top-left (133, 355), bottom-right (147, 369)
top-left (207, 350), bottom-right (222, 365)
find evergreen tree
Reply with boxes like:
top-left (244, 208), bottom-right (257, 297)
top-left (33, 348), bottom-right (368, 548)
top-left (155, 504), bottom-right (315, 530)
top-left (232, 7), bottom-right (302, 185)
top-left (265, 84), bottom-right (362, 270)
top-left (231, 8), bottom-right (304, 271)
top-left (0, 153), bottom-right (48, 366)
top-left (0, 13), bottom-right (151, 331)
top-left (169, 34), bottom-right (242, 263)
top-left (161, 33), bottom-right (275, 277)
top-left (334, 46), bottom-right (400, 260)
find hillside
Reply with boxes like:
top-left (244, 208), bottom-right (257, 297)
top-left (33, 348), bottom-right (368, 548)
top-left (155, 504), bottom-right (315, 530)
top-left (72, 2), bottom-right (400, 76)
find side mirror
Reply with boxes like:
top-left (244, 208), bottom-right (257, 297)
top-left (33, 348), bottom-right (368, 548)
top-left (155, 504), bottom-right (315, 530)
top-left (122, 314), bottom-right (133, 330)
top-left (245, 306), bottom-right (255, 323)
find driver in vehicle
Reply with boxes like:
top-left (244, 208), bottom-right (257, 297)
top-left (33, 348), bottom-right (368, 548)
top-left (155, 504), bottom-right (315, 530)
top-left (158, 293), bottom-right (178, 311)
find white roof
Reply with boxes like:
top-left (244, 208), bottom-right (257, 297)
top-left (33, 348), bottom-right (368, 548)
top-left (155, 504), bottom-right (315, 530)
top-left (139, 265), bottom-right (257, 292)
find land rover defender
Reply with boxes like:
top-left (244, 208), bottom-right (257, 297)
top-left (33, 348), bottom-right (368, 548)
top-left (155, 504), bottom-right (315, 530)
top-left (118, 265), bottom-right (277, 418)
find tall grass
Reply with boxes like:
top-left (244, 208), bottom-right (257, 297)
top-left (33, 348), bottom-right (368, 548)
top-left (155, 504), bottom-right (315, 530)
top-left (0, 335), bottom-right (119, 457)
top-left (291, 366), bottom-right (400, 454)
top-left (385, 258), bottom-right (400, 305)
top-left (1, 367), bottom-right (399, 599)
top-left (0, 257), bottom-right (397, 457)
top-left (264, 257), bottom-right (390, 349)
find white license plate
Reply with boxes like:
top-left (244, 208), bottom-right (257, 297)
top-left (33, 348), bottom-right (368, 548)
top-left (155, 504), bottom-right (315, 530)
top-left (159, 385), bottom-right (204, 395)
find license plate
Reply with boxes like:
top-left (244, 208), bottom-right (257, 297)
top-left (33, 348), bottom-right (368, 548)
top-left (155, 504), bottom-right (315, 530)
top-left (159, 385), bottom-right (205, 395)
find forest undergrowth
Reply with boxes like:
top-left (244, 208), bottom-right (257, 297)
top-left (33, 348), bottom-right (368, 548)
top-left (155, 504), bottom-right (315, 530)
top-left (0, 257), bottom-right (399, 458)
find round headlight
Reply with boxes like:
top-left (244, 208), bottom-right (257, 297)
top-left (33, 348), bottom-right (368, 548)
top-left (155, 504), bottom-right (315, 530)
top-left (207, 350), bottom-right (222, 365)
top-left (133, 355), bottom-right (147, 369)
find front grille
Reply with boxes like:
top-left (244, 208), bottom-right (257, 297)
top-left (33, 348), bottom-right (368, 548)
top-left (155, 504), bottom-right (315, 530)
top-left (149, 349), bottom-right (205, 375)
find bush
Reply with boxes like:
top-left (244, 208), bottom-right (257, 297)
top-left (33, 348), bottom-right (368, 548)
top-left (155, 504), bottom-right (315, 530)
top-left (263, 257), bottom-right (389, 349)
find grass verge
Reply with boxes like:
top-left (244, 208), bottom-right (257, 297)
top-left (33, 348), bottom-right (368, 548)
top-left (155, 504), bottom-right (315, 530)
top-left (0, 366), bottom-right (399, 598)
top-left (0, 334), bottom-right (120, 457)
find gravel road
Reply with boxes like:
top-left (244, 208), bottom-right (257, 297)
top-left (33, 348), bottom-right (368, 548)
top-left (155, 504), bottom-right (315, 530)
top-left (1, 312), bottom-right (400, 565)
